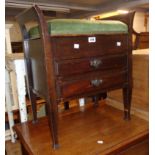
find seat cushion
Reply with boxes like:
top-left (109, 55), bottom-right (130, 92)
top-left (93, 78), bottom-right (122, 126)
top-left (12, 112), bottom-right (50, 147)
top-left (29, 19), bottom-right (128, 38)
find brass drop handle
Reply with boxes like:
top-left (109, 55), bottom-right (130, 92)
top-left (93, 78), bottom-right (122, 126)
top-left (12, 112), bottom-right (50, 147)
top-left (91, 79), bottom-right (103, 87)
top-left (90, 59), bottom-right (102, 68)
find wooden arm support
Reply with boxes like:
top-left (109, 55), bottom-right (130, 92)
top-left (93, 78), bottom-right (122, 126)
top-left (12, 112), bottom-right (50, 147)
top-left (16, 5), bottom-right (59, 148)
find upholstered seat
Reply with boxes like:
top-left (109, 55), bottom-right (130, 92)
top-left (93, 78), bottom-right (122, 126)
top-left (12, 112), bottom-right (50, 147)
top-left (29, 19), bottom-right (128, 38)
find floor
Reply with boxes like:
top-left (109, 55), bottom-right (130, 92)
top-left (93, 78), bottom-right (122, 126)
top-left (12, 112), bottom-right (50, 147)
top-left (5, 100), bottom-right (148, 155)
top-left (6, 140), bottom-right (22, 155)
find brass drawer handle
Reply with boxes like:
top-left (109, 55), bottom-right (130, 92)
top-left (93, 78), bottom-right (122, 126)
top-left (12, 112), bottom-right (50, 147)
top-left (90, 59), bottom-right (102, 68)
top-left (91, 79), bottom-right (103, 87)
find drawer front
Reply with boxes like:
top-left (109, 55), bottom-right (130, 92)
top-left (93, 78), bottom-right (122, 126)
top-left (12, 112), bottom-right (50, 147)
top-left (57, 71), bottom-right (127, 99)
top-left (55, 54), bottom-right (127, 76)
top-left (52, 34), bottom-right (128, 60)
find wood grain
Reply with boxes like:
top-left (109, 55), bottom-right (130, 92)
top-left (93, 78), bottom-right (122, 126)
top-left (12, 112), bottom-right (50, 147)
top-left (13, 103), bottom-right (148, 155)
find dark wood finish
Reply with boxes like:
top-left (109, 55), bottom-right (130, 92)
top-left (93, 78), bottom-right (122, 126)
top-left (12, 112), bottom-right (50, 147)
top-left (21, 143), bottom-right (29, 155)
top-left (133, 31), bottom-right (149, 49)
top-left (13, 104), bottom-right (148, 155)
top-left (16, 5), bottom-right (59, 149)
top-left (11, 42), bottom-right (23, 53)
top-left (63, 101), bottom-right (70, 110)
top-left (58, 70), bottom-right (127, 99)
top-left (55, 54), bottom-right (127, 76)
top-left (91, 92), bottom-right (107, 107)
top-left (16, 5), bottom-right (135, 148)
top-left (52, 35), bottom-right (128, 59)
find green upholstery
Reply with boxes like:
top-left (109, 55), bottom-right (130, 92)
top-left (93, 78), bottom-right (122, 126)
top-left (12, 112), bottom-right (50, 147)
top-left (29, 19), bottom-right (128, 38)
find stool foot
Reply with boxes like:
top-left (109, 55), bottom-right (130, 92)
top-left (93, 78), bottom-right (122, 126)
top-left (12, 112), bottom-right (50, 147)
top-left (53, 144), bottom-right (60, 149)
top-left (32, 120), bottom-right (38, 124)
top-left (124, 110), bottom-right (131, 120)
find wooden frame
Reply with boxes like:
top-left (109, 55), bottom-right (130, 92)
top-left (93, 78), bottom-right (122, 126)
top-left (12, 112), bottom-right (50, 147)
top-left (16, 5), bottom-right (135, 149)
top-left (133, 30), bottom-right (149, 49)
top-left (16, 5), bottom-right (60, 148)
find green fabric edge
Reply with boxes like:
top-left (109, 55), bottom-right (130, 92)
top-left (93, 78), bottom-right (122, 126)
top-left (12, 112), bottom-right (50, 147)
top-left (29, 19), bottom-right (128, 38)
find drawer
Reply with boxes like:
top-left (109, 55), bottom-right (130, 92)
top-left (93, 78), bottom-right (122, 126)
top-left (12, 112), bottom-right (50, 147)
top-left (55, 54), bottom-right (127, 76)
top-left (52, 34), bottom-right (128, 60)
top-left (56, 70), bottom-right (127, 99)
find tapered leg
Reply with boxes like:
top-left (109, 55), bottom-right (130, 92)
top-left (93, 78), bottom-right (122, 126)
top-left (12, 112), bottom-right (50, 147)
top-left (123, 87), bottom-right (132, 120)
top-left (92, 95), bottom-right (99, 107)
top-left (29, 89), bottom-right (38, 123)
top-left (64, 101), bottom-right (69, 110)
top-left (21, 142), bottom-right (29, 155)
top-left (46, 99), bottom-right (59, 149)
top-left (25, 58), bottom-right (38, 123)
top-left (100, 92), bottom-right (107, 100)
top-left (44, 102), bottom-right (48, 116)
top-left (92, 93), bottom-right (107, 107)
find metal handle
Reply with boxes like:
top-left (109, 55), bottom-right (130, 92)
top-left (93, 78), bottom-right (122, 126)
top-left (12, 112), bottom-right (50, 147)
top-left (90, 59), bottom-right (102, 68)
top-left (91, 79), bottom-right (103, 87)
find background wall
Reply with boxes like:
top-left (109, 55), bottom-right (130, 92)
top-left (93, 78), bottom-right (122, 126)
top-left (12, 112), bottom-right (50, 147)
top-left (133, 12), bottom-right (149, 32)
top-left (6, 18), bottom-right (38, 42)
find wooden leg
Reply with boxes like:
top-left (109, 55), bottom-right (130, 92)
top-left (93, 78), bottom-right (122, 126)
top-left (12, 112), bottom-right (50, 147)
top-left (64, 101), bottom-right (69, 110)
top-left (47, 99), bottom-right (59, 149)
top-left (123, 87), bottom-right (132, 120)
top-left (29, 89), bottom-right (38, 123)
top-left (92, 93), bottom-right (107, 105)
top-left (100, 92), bottom-right (107, 100)
top-left (44, 101), bottom-right (48, 116)
top-left (92, 95), bottom-right (99, 107)
top-left (21, 142), bottom-right (29, 155)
